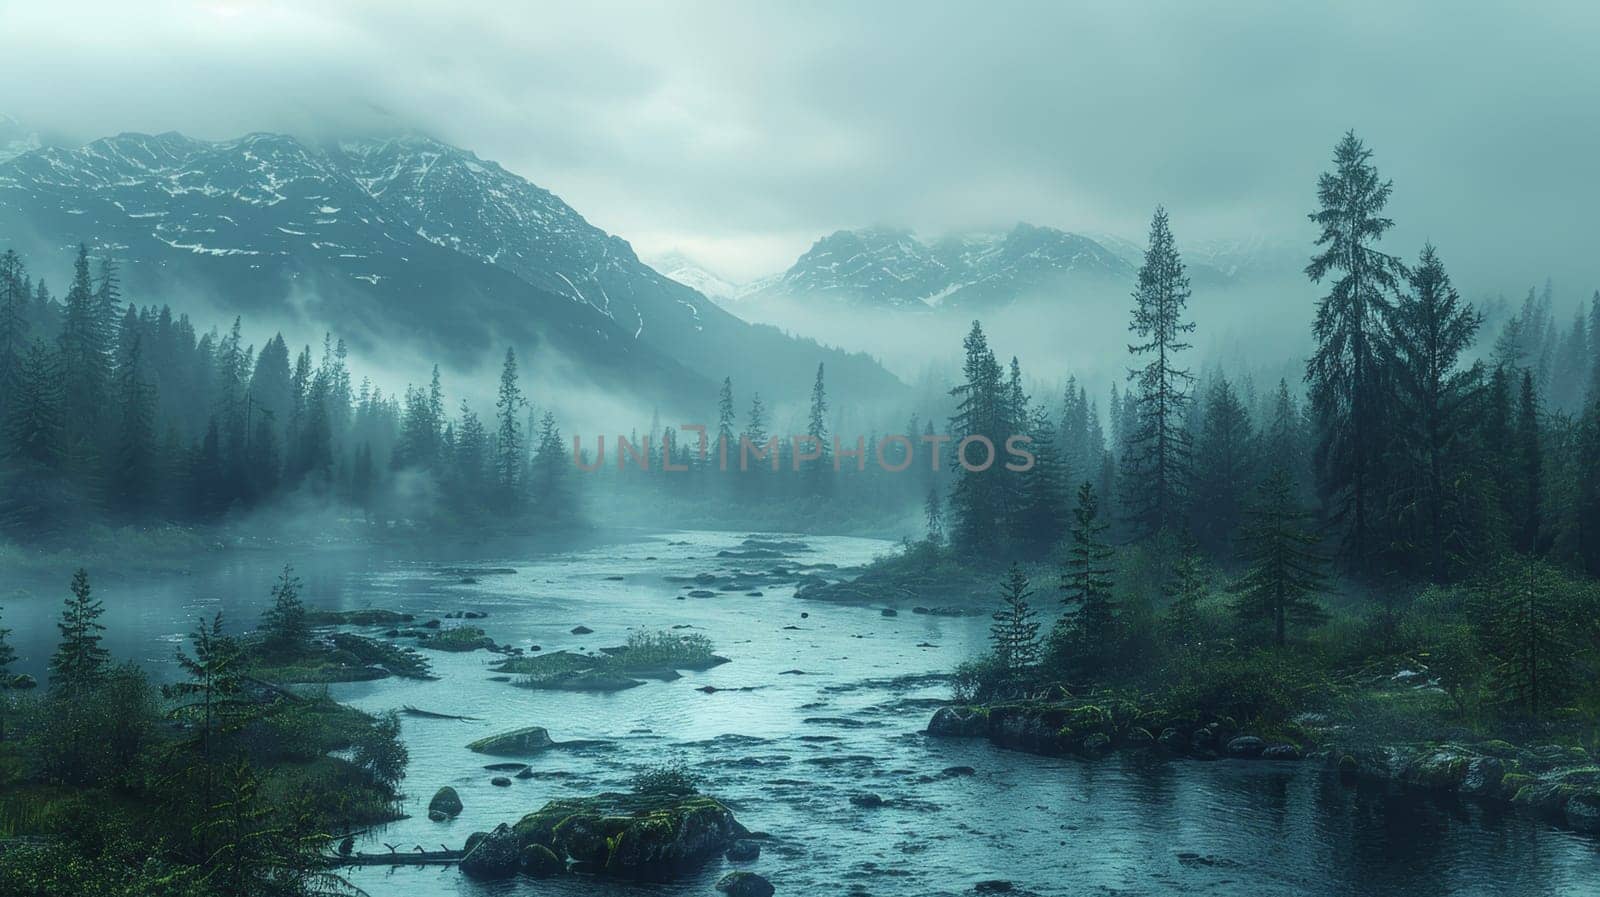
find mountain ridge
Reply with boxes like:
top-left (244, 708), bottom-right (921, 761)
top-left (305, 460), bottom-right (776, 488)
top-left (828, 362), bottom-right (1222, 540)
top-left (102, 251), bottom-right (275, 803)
top-left (0, 128), bottom-right (902, 408)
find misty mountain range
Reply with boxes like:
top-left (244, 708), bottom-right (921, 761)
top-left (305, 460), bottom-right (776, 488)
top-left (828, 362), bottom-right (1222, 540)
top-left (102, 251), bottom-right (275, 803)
top-left (660, 224), bottom-right (1304, 311)
top-left (0, 126), bottom-right (898, 408)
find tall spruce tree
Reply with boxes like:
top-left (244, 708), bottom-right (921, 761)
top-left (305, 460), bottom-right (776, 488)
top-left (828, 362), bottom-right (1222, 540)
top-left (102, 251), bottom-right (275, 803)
top-left (494, 347), bottom-right (524, 500)
top-left (1231, 468), bottom-right (1327, 646)
top-left (948, 322), bottom-right (1007, 552)
top-left (1515, 368), bottom-right (1543, 554)
top-left (991, 564), bottom-right (1041, 676)
top-left (1190, 376), bottom-right (1254, 555)
top-left (1472, 558), bottom-right (1583, 718)
top-left (1122, 207), bottom-right (1195, 540)
top-left (57, 245), bottom-right (109, 466)
top-left (716, 377), bottom-right (736, 467)
top-left (259, 566), bottom-right (308, 657)
top-left (50, 568), bottom-right (110, 693)
top-left (1164, 536), bottom-right (1209, 648)
top-left (806, 363), bottom-right (830, 482)
top-left (5, 339), bottom-right (64, 470)
top-left (1016, 406), bottom-right (1071, 557)
top-left (1388, 245), bottom-right (1483, 580)
top-left (0, 250), bottom-right (29, 422)
top-left (108, 333), bottom-right (158, 515)
top-left (1057, 480), bottom-right (1117, 670)
top-left (1305, 132), bottom-right (1406, 572)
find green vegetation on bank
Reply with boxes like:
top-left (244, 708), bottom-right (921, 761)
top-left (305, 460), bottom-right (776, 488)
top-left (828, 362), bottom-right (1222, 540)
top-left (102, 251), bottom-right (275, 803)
top-left (865, 132), bottom-right (1600, 774)
top-left (0, 568), bottom-right (408, 897)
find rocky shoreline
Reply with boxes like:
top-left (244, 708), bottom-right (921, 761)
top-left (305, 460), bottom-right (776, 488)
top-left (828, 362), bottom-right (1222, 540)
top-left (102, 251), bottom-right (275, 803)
top-left (927, 702), bottom-right (1600, 836)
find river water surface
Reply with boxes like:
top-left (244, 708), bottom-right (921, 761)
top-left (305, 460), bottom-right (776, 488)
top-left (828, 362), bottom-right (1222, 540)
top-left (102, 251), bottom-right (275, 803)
top-left (6, 530), bottom-right (1599, 897)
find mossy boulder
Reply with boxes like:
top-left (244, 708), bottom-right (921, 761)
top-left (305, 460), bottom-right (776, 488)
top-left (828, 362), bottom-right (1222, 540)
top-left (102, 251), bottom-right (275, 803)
top-left (1226, 736), bottom-right (1265, 757)
top-left (1401, 748), bottom-right (1471, 790)
top-left (468, 726), bottom-right (556, 757)
top-left (428, 786), bottom-right (463, 818)
top-left (716, 871), bottom-right (775, 897)
top-left (513, 791), bottom-right (744, 879)
top-left (1511, 781), bottom-right (1578, 815)
top-left (927, 706), bottom-right (989, 737)
top-left (520, 843), bottom-right (565, 877)
top-left (1564, 790), bottom-right (1600, 833)
top-left (1459, 757), bottom-right (1506, 797)
top-left (1500, 772), bottom-right (1536, 800)
top-left (460, 823), bottom-right (522, 879)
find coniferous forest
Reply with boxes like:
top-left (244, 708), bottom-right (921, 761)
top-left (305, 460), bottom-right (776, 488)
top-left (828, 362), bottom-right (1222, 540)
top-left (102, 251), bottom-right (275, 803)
top-left (5, 7), bottom-right (1600, 897)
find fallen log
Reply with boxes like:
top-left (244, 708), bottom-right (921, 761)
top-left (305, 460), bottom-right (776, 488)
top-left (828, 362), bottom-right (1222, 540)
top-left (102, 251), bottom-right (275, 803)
top-left (335, 849), bottom-right (463, 866)
top-left (402, 705), bottom-right (481, 721)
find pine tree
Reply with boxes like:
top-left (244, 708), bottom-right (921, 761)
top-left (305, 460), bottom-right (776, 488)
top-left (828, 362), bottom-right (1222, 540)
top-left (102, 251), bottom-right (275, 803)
top-left (57, 245), bottom-right (109, 464)
top-left (108, 333), bottom-right (158, 515)
top-left (1231, 469), bottom-right (1328, 646)
top-left (1388, 245), bottom-right (1483, 580)
top-left (5, 339), bottom-right (64, 469)
top-left (1190, 376), bottom-right (1254, 555)
top-left (50, 568), bottom-right (109, 693)
top-left (806, 363), bottom-right (830, 483)
top-left (924, 486), bottom-right (945, 545)
top-left (948, 322), bottom-right (1007, 552)
top-left (716, 377), bottom-right (736, 467)
top-left (1516, 368), bottom-right (1543, 555)
top-left (0, 249), bottom-right (30, 422)
top-left (1472, 558), bottom-right (1582, 718)
top-left (1058, 480), bottom-right (1117, 669)
top-left (1588, 290), bottom-right (1600, 407)
top-left (453, 400), bottom-right (488, 500)
top-left (494, 347), bottom-right (524, 501)
top-left (1577, 400), bottom-right (1600, 576)
top-left (259, 565), bottom-right (308, 657)
top-left (1164, 537), bottom-right (1209, 647)
top-left (529, 411), bottom-right (569, 517)
top-left (1015, 406), bottom-right (1071, 557)
top-left (164, 613), bottom-right (248, 815)
top-left (1305, 132), bottom-right (1405, 572)
top-left (990, 564), bottom-right (1041, 674)
top-left (1261, 380), bottom-right (1308, 498)
top-left (1122, 207), bottom-right (1196, 540)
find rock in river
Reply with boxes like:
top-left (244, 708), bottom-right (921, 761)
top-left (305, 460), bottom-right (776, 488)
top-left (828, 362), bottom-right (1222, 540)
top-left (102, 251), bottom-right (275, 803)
top-left (460, 823), bottom-right (522, 879)
top-left (468, 726), bottom-right (556, 756)
top-left (512, 791), bottom-right (746, 878)
top-left (521, 843), bottom-right (565, 877)
top-left (726, 839), bottom-right (761, 861)
top-left (428, 786), bottom-right (463, 818)
top-left (1226, 736), bottom-right (1266, 757)
top-left (716, 871), bottom-right (775, 897)
top-left (927, 706), bottom-right (989, 737)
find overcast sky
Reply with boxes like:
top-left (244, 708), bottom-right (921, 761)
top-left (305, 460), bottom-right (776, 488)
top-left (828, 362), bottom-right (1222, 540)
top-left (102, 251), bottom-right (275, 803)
top-left (2, 0), bottom-right (1597, 297)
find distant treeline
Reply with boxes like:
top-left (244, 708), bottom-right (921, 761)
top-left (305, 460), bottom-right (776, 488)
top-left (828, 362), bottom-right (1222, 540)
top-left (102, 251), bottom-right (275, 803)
top-left (0, 245), bottom-right (572, 538)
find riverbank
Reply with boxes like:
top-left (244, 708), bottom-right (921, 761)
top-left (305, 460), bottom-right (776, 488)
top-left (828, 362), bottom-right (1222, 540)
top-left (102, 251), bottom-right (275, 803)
top-left (927, 694), bottom-right (1600, 836)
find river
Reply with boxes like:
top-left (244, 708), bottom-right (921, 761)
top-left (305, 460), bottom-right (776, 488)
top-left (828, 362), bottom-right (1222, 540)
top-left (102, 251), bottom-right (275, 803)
top-left (6, 529), bottom-right (1599, 896)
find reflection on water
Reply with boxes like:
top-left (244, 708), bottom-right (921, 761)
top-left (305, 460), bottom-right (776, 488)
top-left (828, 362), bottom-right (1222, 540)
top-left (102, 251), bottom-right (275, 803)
top-left (7, 531), bottom-right (1598, 896)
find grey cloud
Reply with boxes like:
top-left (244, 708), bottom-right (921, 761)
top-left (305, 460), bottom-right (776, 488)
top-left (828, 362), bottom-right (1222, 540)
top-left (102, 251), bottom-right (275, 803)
top-left (1, 0), bottom-right (1597, 295)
